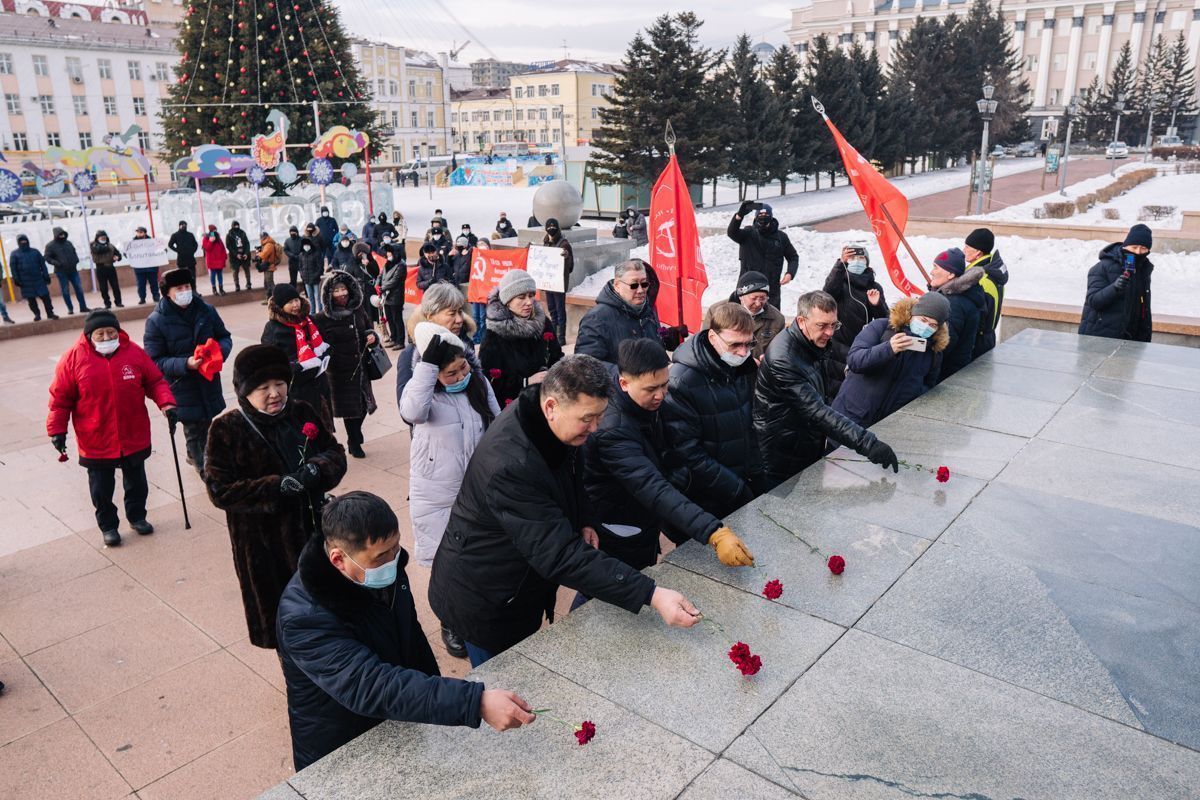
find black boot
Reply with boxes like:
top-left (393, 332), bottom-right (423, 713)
top-left (441, 627), bottom-right (467, 659)
top-left (130, 519), bottom-right (154, 535)
top-left (102, 529), bottom-right (121, 547)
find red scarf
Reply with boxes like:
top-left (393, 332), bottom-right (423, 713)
top-left (287, 316), bottom-right (328, 369)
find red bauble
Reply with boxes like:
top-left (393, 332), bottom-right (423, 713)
top-left (240, 89), bottom-right (248, 95)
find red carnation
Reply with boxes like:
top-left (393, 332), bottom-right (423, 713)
top-left (543, 331), bottom-right (555, 342)
top-left (936, 466), bottom-right (950, 483)
top-left (728, 642), bottom-right (750, 664)
top-left (488, 368), bottom-right (502, 379)
top-left (574, 720), bottom-right (596, 745)
top-left (827, 555), bottom-right (846, 575)
top-left (301, 422), bottom-right (320, 440)
top-left (762, 579), bottom-right (783, 601)
top-left (736, 654), bottom-right (762, 676)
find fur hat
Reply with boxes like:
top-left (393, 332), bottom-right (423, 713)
top-left (159, 268), bottom-right (193, 294)
top-left (233, 344), bottom-right (292, 397)
top-left (352, 241), bottom-right (373, 260)
top-left (498, 269), bottom-right (537, 305)
top-left (933, 248), bottom-right (967, 277)
top-left (911, 291), bottom-right (951, 325)
top-left (83, 309), bottom-right (120, 336)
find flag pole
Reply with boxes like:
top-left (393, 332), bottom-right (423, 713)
top-left (664, 120), bottom-right (685, 333)
top-left (811, 97), bottom-right (930, 286)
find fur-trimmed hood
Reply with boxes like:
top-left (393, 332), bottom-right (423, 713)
top-left (318, 269), bottom-right (365, 319)
top-left (889, 297), bottom-right (950, 353)
top-left (267, 294), bottom-right (312, 325)
top-left (937, 265), bottom-right (985, 297)
top-left (485, 287), bottom-right (548, 339)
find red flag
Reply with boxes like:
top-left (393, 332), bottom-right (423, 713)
top-left (650, 154), bottom-right (707, 331)
top-left (821, 114), bottom-right (923, 297)
top-left (466, 248), bottom-right (530, 304)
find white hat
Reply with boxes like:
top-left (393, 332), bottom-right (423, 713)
top-left (413, 321), bottom-right (464, 355)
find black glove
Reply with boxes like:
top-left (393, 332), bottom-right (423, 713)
top-left (1113, 273), bottom-right (1130, 291)
top-left (297, 462), bottom-right (322, 490)
top-left (660, 324), bottom-right (687, 351)
top-left (737, 200), bottom-right (756, 218)
top-left (50, 433), bottom-right (66, 453)
top-left (421, 334), bottom-right (455, 366)
top-left (866, 440), bottom-right (899, 473)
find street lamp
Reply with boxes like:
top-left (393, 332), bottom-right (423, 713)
top-left (1168, 95), bottom-right (1182, 137)
top-left (1059, 94), bottom-right (1080, 196)
top-left (1110, 92), bottom-right (1126, 177)
top-left (1144, 91), bottom-right (1164, 162)
top-left (975, 84), bottom-right (998, 215)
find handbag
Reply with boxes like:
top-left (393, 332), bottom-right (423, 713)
top-left (364, 343), bottom-right (392, 381)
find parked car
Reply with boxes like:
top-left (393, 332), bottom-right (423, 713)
top-left (1105, 141), bottom-right (1130, 159)
top-left (1156, 135), bottom-right (1183, 147)
top-left (31, 198), bottom-right (77, 218)
top-left (1014, 141), bottom-right (1039, 157)
top-left (0, 202), bottom-right (43, 221)
top-left (989, 145), bottom-right (1006, 159)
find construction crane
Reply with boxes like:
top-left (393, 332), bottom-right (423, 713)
top-left (449, 40), bottom-right (470, 61)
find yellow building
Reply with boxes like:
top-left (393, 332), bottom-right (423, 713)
top-left (450, 59), bottom-right (616, 153)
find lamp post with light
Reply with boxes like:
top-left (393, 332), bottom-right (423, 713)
top-left (1059, 95), bottom-right (1079, 196)
top-left (1110, 92), bottom-right (1126, 177)
top-left (975, 84), bottom-right (998, 215)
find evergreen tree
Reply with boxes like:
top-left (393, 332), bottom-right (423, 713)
top-left (1161, 34), bottom-right (1198, 133)
top-left (848, 43), bottom-right (882, 157)
top-left (1133, 35), bottom-right (1170, 143)
top-left (160, 0), bottom-right (380, 188)
top-left (1101, 41), bottom-right (1139, 142)
top-left (764, 44), bottom-right (804, 194)
top-left (1076, 76), bottom-right (1107, 141)
top-left (802, 34), bottom-right (868, 183)
top-left (592, 13), bottom-right (728, 188)
top-left (954, 0), bottom-right (1031, 144)
top-left (888, 17), bottom-right (969, 162)
top-left (725, 36), bottom-right (790, 196)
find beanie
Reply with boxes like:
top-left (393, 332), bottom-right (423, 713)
top-left (1123, 223), bottom-right (1153, 250)
top-left (159, 268), bottom-right (193, 294)
top-left (933, 248), bottom-right (967, 277)
top-left (271, 282), bottom-right (301, 307)
top-left (498, 269), bottom-right (537, 305)
top-left (455, 236), bottom-right (470, 249)
top-left (911, 291), bottom-right (951, 326)
top-left (965, 228), bottom-right (995, 253)
top-left (412, 321), bottom-right (464, 358)
top-left (736, 271), bottom-right (770, 297)
top-left (233, 344), bottom-right (292, 398)
top-left (83, 309), bottom-right (120, 336)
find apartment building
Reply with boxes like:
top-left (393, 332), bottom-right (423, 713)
top-left (350, 39), bottom-right (453, 167)
top-left (470, 58), bottom-right (530, 88)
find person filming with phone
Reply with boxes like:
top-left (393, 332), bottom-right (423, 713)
top-left (1078, 224), bottom-right (1154, 342)
top-left (728, 201), bottom-right (799, 311)
top-left (833, 291), bottom-right (950, 427)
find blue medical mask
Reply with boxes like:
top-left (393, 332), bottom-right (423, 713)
top-left (909, 320), bottom-right (936, 339)
top-left (347, 550), bottom-right (399, 589)
top-left (445, 372), bottom-right (471, 393)
top-left (847, 259), bottom-right (868, 275)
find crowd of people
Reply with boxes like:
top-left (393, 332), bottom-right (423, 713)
top-left (36, 196), bottom-right (1162, 772)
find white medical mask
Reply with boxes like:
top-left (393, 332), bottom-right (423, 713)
top-left (347, 550), bottom-right (399, 589)
top-left (174, 289), bottom-right (194, 307)
top-left (303, 245), bottom-right (312, 252)
top-left (847, 259), bottom-right (868, 275)
top-left (719, 350), bottom-right (749, 368)
top-left (94, 339), bottom-right (120, 356)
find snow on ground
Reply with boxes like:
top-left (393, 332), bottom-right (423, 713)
top-left (973, 165), bottom-right (1200, 229)
top-left (389, 184), bottom-right (541, 235)
top-left (570, 224), bottom-right (1200, 318)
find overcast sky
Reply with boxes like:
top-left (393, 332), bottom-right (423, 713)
top-left (332, 0), bottom-right (798, 64)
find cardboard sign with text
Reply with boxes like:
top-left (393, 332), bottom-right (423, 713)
top-left (525, 244), bottom-right (565, 293)
top-left (466, 248), bottom-right (530, 304)
top-left (121, 237), bottom-right (171, 270)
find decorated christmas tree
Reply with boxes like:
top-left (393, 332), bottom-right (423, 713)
top-left (159, 0), bottom-right (381, 183)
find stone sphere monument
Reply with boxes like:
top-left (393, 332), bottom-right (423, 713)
top-left (531, 180), bottom-right (583, 228)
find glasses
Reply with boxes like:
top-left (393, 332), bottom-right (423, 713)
top-left (806, 320), bottom-right (843, 333)
top-left (716, 332), bottom-right (755, 352)
top-left (621, 280), bottom-right (651, 290)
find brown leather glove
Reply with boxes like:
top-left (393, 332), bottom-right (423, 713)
top-left (709, 527), bottom-right (755, 567)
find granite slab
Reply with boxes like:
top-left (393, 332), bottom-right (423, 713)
top-left (1039, 396), bottom-right (1198, 470)
top-left (1117, 338), bottom-right (1200, 367)
top-left (514, 563), bottom-right (844, 753)
top-left (1006, 327), bottom-right (1124, 355)
top-left (257, 784), bottom-right (304, 800)
top-left (675, 758), bottom-right (801, 800)
top-left (939, 359), bottom-right (1088, 403)
top-left (891, 380), bottom-right (1062, 437)
top-left (996, 438), bottom-right (1200, 528)
top-left (729, 630), bottom-right (1200, 800)
top-left (666, 493), bottom-right (928, 628)
top-left (1093, 352), bottom-right (1200, 393)
top-left (286, 650), bottom-right (714, 800)
top-left (1070, 375), bottom-right (1200, 426)
top-left (858, 539), bottom-right (1143, 728)
top-left (974, 340), bottom-right (1112, 374)
top-left (869, 411), bottom-right (1029, 480)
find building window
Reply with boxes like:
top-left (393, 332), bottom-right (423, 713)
top-left (411, 111), bottom-right (418, 127)
top-left (12, 132), bottom-right (28, 150)
top-left (79, 132), bottom-right (93, 148)
top-left (155, 62), bottom-right (170, 81)
top-left (376, 78), bottom-right (385, 95)
top-left (591, 107), bottom-right (599, 119)
top-left (408, 79), bottom-right (415, 97)
top-left (0, 53), bottom-right (12, 75)
top-left (46, 132), bottom-right (61, 147)
top-left (1086, 16), bottom-right (1102, 35)
top-left (538, 84), bottom-right (547, 97)
top-left (552, 107), bottom-right (561, 119)
top-left (504, 109), bottom-right (512, 121)
top-left (103, 96), bottom-right (117, 115)
top-left (1116, 14), bottom-right (1131, 32)
top-left (129, 61), bottom-right (142, 80)
top-left (514, 86), bottom-right (523, 98)
top-left (1082, 52), bottom-right (1097, 71)
top-left (450, 112), bottom-right (457, 123)
top-left (1025, 54), bottom-right (1038, 72)
top-left (389, 80), bottom-right (398, 95)
top-left (391, 146), bottom-right (402, 162)
top-left (412, 144), bottom-right (421, 158)
top-left (516, 109), bottom-right (524, 121)
top-left (425, 81), bottom-right (432, 97)
top-left (98, 58), bottom-right (112, 79)
top-left (1048, 88), bottom-right (1060, 106)
top-left (33, 55), bottom-right (49, 76)
top-left (65, 57), bottom-right (83, 81)
top-left (551, 84), bottom-right (559, 96)
top-left (539, 108), bottom-right (547, 121)
top-left (428, 144), bottom-right (437, 155)
top-left (5, 93), bottom-right (19, 114)
top-left (1170, 10), bottom-right (1185, 29)
top-left (391, 111), bottom-right (399, 127)
top-left (133, 97), bottom-right (146, 115)
top-left (73, 95), bottom-right (88, 115)
top-left (137, 131), bottom-right (150, 150)
top-left (552, 129), bottom-right (560, 142)
top-left (427, 111), bottom-right (435, 127)
top-left (38, 95), bottom-right (55, 114)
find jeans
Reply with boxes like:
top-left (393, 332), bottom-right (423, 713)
top-left (57, 271), bottom-right (88, 312)
top-left (465, 642), bottom-right (497, 668)
top-left (95, 266), bottom-right (122, 307)
top-left (0, 288), bottom-right (9, 320)
top-left (87, 456), bottom-right (149, 532)
top-left (209, 268), bottom-right (224, 292)
top-left (471, 302), bottom-right (487, 344)
top-left (304, 281), bottom-right (322, 313)
top-left (182, 419), bottom-right (210, 475)
top-left (545, 291), bottom-right (566, 341)
top-left (135, 268), bottom-right (161, 302)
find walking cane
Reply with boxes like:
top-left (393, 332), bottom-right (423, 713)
top-left (166, 415), bottom-right (192, 530)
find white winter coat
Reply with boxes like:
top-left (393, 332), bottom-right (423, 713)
top-left (399, 361), bottom-right (500, 566)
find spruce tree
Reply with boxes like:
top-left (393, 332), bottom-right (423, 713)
top-left (802, 34), bottom-right (867, 183)
top-left (725, 35), bottom-right (784, 196)
top-left (1133, 35), bottom-right (1170, 143)
top-left (160, 0), bottom-right (380, 187)
top-left (1161, 34), bottom-right (1198, 133)
top-left (888, 17), bottom-right (968, 163)
top-left (1076, 76), bottom-right (1107, 141)
top-left (1102, 41), bottom-right (1139, 142)
top-left (848, 43), bottom-right (882, 157)
top-left (955, 0), bottom-right (1031, 144)
top-left (592, 13), bottom-right (728, 188)
top-left (764, 44), bottom-right (804, 194)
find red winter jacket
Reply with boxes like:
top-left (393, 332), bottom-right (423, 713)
top-left (202, 234), bottom-right (227, 271)
top-left (47, 332), bottom-right (176, 463)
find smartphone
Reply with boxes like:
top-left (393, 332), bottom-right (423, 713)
top-left (905, 337), bottom-right (927, 352)
top-left (1124, 253), bottom-right (1137, 274)
top-left (752, 202), bottom-right (764, 211)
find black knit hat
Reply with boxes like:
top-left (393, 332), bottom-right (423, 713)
top-left (233, 344), bottom-right (292, 398)
top-left (271, 282), bottom-right (301, 307)
top-left (736, 271), bottom-right (770, 297)
top-left (83, 309), bottom-right (120, 336)
top-left (964, 228), bottom-right (995, 253)
top-left (159, 268), bottom-right (194, 294)
top-left (1123, 223), bottom-right (1153, 250)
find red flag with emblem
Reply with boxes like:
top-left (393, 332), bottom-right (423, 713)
top-left (650, 154), bottom-right (707, 332)
top-left (466, 248), bottom-right (530, 304)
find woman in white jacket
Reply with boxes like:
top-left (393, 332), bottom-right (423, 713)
top-left (399, 321), bottom-right (500, 658)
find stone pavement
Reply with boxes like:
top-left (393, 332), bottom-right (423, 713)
top-left (264, 328), bottom-right (1200, 800)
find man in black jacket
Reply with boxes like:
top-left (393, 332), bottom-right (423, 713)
top-left (962, 227), bottom-right (1009, 357)
top-left (575, 259), bottom-right (660, 364)
top-left (277, 492), bottom-right (534, 771)
top-left (225, 220), bottom-right (252, 292)
top-left (822, 244), bottom-right (888, 400)
top-left (282, 226), bottom-right (303, 286)
top-left (727, 202), bottom-right (798, 310)
top-left (928, 248), bottom-right (986, 381)
top-left (168, 221), bottom-right (198, 282)
top-left (584, 338), bottom-right (754, 571)
top-left (495, 212), bottom-right (516, 238)
top-left (1078, 224), bottom-right (1154, 342)
top-left (754, 291), bottom-right (899, 490)
top-left (44, 227), bottom-right (90, 315)
top-left (429, 355), bottom-right (702, 667)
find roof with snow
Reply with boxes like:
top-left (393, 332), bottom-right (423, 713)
top-left (0, 9), bottom-right (176, 50)
top-left (450, 87), bottom-right (509, 102)
top-left (874, 0), bottom-right (968, 10)
top-left (516, 59), bottom-right (618, 76)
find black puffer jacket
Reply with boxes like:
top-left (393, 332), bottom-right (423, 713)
top-left (583, 384), bottom-right (721, 568)
top-left (313, 272), bottom-right (377, 420)
top-left (822, 261), bottom-right (889, 400)
top-left (936, 268), bottom-right (987, 381)
top-left (429, 387), bottom-right (657, 655)
top-left (1078, 242), bottom-right (1152, 342)
top-left (277, 536), bottom-right (483, 771)
top-left (143, 296), bottom-right (233, 422)
top-left (753, 323), bottom-right (879, 484)
top-left (297, 238), bottom-right (324, 284)
top-left (43, 229), bottom-right (80, 274)
top-left (168, 228), bottom-right (198, 269)
top-left (663, 332), bottom-right (759, 519)
top-left (415, 253), bottom-right (454, 290)
top-left (479, 290), bottom-right (563, 407)
top-left (575, 281), bottom-right (661, 364)
top-left (727, 215), bottom-right (799, 309)
top-left (226, 226), bottom-right (251, 265)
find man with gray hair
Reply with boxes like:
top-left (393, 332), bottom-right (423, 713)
top-left (576, 259), bottom-right (661, 364)
top-left (754, 290), bottom-right (899, 490)
top-left (429, 355), bottom-right (703, 667)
